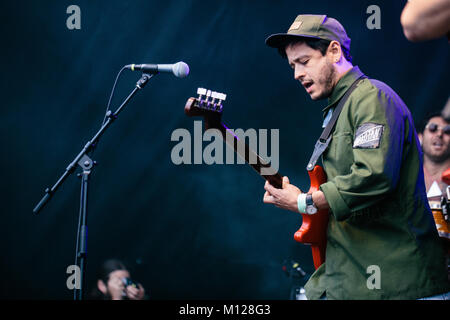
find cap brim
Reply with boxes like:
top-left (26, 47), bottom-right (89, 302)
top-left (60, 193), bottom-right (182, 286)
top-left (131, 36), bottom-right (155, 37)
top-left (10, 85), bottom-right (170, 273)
top-left (265, 33), bottom-right (321, 48)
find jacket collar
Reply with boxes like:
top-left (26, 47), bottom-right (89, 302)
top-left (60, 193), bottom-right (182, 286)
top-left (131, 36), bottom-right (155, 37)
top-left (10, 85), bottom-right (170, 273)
top-left (322, 66), bottom-right (365, 114)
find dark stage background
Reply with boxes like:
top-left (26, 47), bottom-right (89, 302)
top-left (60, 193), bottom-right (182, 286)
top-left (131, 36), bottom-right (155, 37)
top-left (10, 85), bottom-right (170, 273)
top-left (1, 0), bottom-right (448, 299)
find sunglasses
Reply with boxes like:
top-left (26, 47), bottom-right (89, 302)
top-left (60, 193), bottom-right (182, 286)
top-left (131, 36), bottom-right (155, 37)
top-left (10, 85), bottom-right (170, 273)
top-left (425, 122), bottom-right (450, 135)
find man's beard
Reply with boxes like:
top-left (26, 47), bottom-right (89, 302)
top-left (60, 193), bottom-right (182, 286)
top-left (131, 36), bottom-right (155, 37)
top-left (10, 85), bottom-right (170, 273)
top-left (423, 142), bottom-right (450, 163)
top-left (426, 149), bottom-right (450, 163)
top-left (312, 61), bottom-right (337, 100)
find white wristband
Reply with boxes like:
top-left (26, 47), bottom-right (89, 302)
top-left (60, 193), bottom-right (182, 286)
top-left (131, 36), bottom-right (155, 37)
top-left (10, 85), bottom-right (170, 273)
top-left (297, 193), bottom-right (307, 213)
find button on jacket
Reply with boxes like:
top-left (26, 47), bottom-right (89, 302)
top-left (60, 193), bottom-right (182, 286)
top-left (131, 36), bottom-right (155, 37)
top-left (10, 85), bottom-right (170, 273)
top-left (304, 66), bottom-right (450, 300)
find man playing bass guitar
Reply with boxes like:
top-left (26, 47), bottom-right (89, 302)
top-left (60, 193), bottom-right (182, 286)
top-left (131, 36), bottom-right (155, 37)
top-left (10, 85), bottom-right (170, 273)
top-left (262, 14), bottom-right (450, 299)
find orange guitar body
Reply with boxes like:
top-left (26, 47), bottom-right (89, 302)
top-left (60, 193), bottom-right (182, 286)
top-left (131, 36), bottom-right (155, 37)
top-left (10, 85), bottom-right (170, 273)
top-left (294, 165), bottom-right (329, 270)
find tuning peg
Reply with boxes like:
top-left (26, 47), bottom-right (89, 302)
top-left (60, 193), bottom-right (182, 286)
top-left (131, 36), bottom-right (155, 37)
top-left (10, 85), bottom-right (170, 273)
top-left (214, 92), bottom-right (226, 111)
top-left (196, 88), bottom-right (207, 107)
top-left (197, 88), bottom-right (206, 100)
top-left (210, 91), bottom-right (219, 109)
top-left (197, 88), bottom-right (207, 95)
top-left (204, 90), bottom-right (212, 108)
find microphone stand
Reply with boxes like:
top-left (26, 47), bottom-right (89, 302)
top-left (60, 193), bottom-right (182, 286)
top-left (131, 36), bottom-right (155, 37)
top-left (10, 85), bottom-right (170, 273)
top-left (33, 72), bottom-right (154, 300)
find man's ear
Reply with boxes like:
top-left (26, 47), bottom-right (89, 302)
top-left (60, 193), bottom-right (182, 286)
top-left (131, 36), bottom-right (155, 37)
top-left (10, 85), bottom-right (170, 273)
top-left (418, 132), bottom-right (423, 146)
top-left (97, 279), bottom-right (107, 295)
top-left (328, 40), bottom-right (342, 63)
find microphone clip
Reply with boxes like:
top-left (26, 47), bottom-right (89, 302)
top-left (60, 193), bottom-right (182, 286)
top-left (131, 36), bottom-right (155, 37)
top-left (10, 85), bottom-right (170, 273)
top-left (136, 73), bottom-right (154, 89)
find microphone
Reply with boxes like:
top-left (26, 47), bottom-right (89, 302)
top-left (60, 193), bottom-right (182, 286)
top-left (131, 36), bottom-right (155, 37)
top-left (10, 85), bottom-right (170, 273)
top-left (125, 61), bottom-right (190, 78)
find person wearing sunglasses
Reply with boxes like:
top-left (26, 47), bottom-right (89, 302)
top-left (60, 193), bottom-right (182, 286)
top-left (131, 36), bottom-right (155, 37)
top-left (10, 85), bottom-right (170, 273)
top-left (418, 112), bottom-right (450, 194)
top-left (418, 112), bottom-right (450, 284)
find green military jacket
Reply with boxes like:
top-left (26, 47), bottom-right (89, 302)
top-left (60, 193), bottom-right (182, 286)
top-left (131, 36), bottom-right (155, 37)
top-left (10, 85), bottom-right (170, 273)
top-left (304, 66), bottom-right (450, 300)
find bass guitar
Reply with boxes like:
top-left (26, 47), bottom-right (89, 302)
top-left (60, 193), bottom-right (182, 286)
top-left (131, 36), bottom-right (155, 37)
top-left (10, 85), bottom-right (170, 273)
top-left (184, 88), bottom-right (328, 269)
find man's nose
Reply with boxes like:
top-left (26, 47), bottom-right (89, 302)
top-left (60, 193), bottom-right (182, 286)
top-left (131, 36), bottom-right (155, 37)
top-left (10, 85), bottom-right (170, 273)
top-left (294, 65), bottom-right (306, 81)
top-left (435, 129), bottom-right (444, 137)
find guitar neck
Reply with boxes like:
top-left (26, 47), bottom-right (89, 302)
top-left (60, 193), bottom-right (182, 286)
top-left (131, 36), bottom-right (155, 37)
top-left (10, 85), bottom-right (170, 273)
top-left (212, 121), bottom-right (283, 189)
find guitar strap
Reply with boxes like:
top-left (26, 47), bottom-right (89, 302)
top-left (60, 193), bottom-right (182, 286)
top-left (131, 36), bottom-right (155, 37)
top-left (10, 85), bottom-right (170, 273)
top-left (306, 75), bottom-right (366, 171)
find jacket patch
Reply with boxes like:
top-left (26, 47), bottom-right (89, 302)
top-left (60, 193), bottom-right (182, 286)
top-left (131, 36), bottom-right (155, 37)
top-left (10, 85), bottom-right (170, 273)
top-left (353, 123), bottom-right (384, 149)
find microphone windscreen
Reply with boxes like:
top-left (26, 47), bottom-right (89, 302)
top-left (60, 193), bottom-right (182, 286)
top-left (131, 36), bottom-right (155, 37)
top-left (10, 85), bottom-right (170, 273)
top-left (173, 62), bottom-right (190, 78)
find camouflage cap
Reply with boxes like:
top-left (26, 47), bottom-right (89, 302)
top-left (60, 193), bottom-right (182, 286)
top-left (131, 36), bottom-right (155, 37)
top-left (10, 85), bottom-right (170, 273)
top-left (265, 14), bottom-right (351, 53)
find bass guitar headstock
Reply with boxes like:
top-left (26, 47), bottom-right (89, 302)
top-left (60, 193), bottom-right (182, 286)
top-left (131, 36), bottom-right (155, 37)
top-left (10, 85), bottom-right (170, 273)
top-left (184, 88), bottom-right (227, 129)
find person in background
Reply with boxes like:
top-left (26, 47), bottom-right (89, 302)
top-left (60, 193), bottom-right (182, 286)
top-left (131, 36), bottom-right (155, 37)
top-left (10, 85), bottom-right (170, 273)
top-left (401, 0), bottom-right (450, 42)
top-left (90, 259), bottom-right (146, 300)
top-left (417, 111), bottom-right (450, 195)
top-left (418, 110), bottom-right (450, 281)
